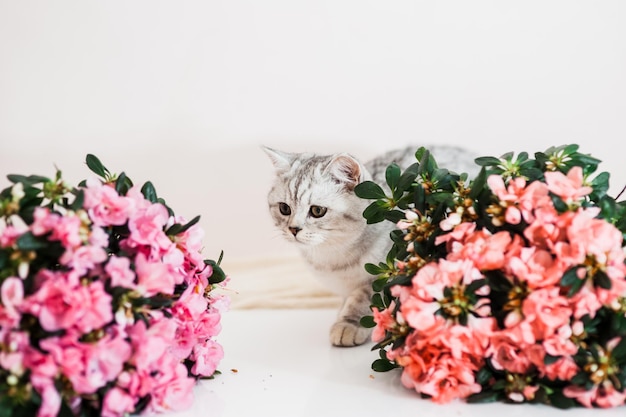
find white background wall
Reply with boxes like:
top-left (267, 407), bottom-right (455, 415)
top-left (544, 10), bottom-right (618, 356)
top-left (1, 1), bottom-right (625, 271)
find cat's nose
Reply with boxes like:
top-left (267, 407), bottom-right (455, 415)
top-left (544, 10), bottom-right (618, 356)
top-left (289, 226), bottom-right (301, 236)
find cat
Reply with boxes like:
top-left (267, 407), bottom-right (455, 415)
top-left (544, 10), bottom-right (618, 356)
top-left (263, 144), bottom-right (479, 347)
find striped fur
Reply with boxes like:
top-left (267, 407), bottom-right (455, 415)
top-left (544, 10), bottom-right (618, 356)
top-left (263, 145), bottom-right (478, 346)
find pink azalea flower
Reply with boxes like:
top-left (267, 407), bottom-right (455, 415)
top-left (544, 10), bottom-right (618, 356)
top-left (40, 332), bottom-right (131, 395)
top-left (59, 244), bottom-right (108, 276)
top-left (74, 281), bottom-right (114, 333)
top-left (487, 330), bottom-right (533, 374)
top-left (25, 274), bottom-right (112, 333)
top-left (26, 275), bottom-right (86, 331)
top-left (570, 286), bottom-right (602, 319)
top-left (1, 276), bottom-right (24, 318)
top-left (134, 252), bottom-right (176, 296)
top-left (128, 319), bottom-right (176, 372)
top-left (105, 255), bottom-right (136, 289)
top-left (434, 221), bottom-right (476, 247)
top-left (566, 209), bottom-right (624, 265)
top-left (49, 214), bottom-right (82, 249)
top-left (23, 344), bottom-right (58, 382)
top-left (30, 207), bottom-right (59, 237)
top-left (147, 355), bottom-right (196, 414)
top-left (191, 339), bottom-right (224, 377)
top-left (518, 180), bottom-right (552, 223)
top-left (450, 229), bottom-right (514, 271)
top-left (372, 304), bottom-right (396, 343)
top-left (83, 178), bottom-right (134, 226)
top-left (523, 206), bottom-right (564, 250)
top-left (545, 166), bottom-right (592, 204)
top-left (0, 331), bottom-right (28, 375)
top-left (127, 202), bottom-right (172, 253)
top-left (507, 247), bottom-right (563, 289)
top-left (89, 225), bottom-right (109, 248)
top-left (417, 357), bottom-right (482, 403)
top-left (33, 379), bottom-right (62, 417)
top-left (540, 355), bottom-right (579, 381)
top-left (522, 287), bottom-right (572, 339)
top-left (564, 384), bottom-right (626, 408)
top-left (487, 175), bottom-right (527, 225)
top-left (102, 387), bottom-right (136, 417)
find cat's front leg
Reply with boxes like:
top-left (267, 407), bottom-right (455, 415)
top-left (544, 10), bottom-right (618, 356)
top-left (330, 284), bottom-right (373, 347)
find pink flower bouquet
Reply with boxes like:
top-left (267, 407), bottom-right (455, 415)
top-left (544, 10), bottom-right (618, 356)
top-left (0, 155), bottom-right (229, 416)
top-left (356, 144), bottom-right (626, 408)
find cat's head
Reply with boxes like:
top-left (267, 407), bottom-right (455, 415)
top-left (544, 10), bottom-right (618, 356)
top-left (263, 146), bottom-right (371, 247)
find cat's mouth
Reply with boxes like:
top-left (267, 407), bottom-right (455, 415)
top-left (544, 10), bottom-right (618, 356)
top-left (291, 235), bottom-right (305, 244)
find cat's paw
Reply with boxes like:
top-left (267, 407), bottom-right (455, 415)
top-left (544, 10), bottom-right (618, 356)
top-left (330, 320), bottom-right (371, 347)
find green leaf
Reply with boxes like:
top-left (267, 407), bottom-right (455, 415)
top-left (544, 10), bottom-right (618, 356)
top-left (206, 260), bottom-right (227, 284)
top-left (354, 181), bottom-right (386, 200)
top-left (372, 277), bottom-right (388, 292)
top-left (364, 263), bottom-right (383, 275)
top-left (362, 202), bottom-right (386, 224)
top-left (115, 172), bottom-right (133, 195)
top-left (612, 313), bottom-right (626, 336)
top-left (484, 270), bottom-right (513, 292)
top-left (567, 276), bottom-right (585, 298)
top-left (544, 353), bottom-right (560, 365)
top-left (560, 266), bottom-right (582, 287)
top-left (166, 215), bottom-right (201, 236)
top-left (475, 366), bottom-right (492, 385)
top-left (549, 390), bottom-right (577, 409)
top-left (413, 184), bottom-right (426, 213)
top-left (16, 232), bottom-right (47, 251)
top-left (576, 153), bottom-right (602, 167)
top-left (371, 293), bottom-right (385, 309)
top-left (593, 270), bottom-right (612, 290)
top-left (550, 193), bottom-right (568, 213)
top-left (465, 278), bottom-right (487, 294)
top-left (383, 210), bottom-right (405, 223)
top-left (85, 154), bottom-right (109, 178)
top-left (69, 189), bottom-right (85, 211)
top-left (474, 156), bottom-right (502, 167)
top-left (591, 172), bottom-right (610, 197)
top-left (611, 336), bottom-right (626, 364)
top-left (6, 174), bottom-right (50, 186)
top-left (570, 371), bottom-right (589, 386)
top-left (141, 181), bottom-right (158, 203)
top-left (360, 315), bottom-right (376, 328)
top-left (385, 163), bottom-right (401, 191)
top-left (178, 215), bottom-right (201, 234)
top-left (0, 250), bottom-right (8, 270)
top-left (210, 264), bottom-right (227, 284)
top-left (371, 358), bottom-right (398, 372)
top-left (466, 390), bottom-right (501, 404)
top-left (0, 396), bottom-right (13, 417)
top-left (468, 168), bottom-right (487, 200)
top-left (396, 162), bottom-right (420, 193)
top-left (142, 294), bottom-right (174, 309)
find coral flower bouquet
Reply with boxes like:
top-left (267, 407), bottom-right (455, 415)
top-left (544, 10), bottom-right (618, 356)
top-left (0, 155), bottom-right (229, 416)
top-left (356, 144), bottom-right (626, 408)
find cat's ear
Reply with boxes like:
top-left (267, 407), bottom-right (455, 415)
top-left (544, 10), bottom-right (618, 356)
top-left (262, 146), bottom-right (294, 172)
top-left (326, 154), bottom-right (364, 191)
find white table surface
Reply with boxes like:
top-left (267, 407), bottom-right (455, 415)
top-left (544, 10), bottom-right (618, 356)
top-left (170, 309), bottom-right (625, 417)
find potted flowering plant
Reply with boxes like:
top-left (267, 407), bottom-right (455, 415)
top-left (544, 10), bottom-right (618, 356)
top-left (0, 155), bottom-right (229, 416)
top-left (356, 144), bottom-right (626, 408)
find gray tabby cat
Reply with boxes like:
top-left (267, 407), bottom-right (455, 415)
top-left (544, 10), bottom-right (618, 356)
top-left (263, 145), bottom-right (479, 347)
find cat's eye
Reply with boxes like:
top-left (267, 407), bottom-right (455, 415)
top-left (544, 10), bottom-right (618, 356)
top-left (278, 202), bottom-right (291, 216)
top-left (309, 205), bottom-right (327, 218)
